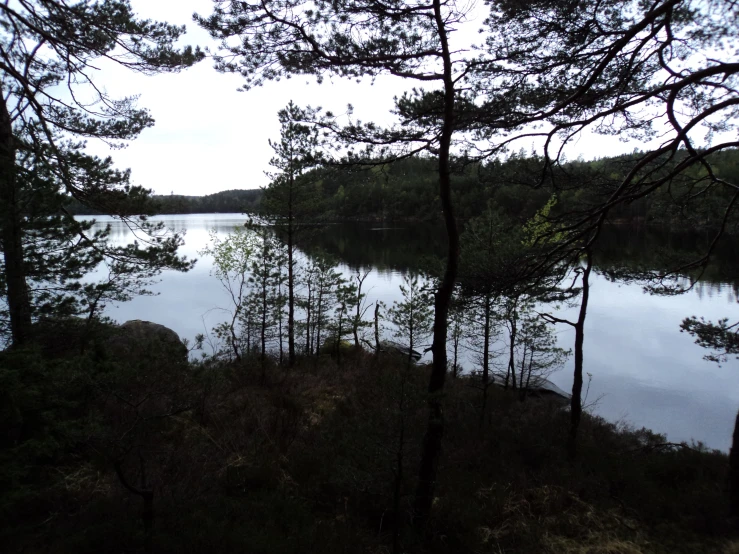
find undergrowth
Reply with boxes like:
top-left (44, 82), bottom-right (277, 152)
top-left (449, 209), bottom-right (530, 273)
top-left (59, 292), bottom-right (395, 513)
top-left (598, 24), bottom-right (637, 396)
top-left (0, 347), bottom-right (735, 553)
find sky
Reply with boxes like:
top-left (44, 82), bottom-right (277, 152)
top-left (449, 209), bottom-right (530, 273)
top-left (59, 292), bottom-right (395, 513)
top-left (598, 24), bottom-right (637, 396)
top-left (83, 0), bottom-right (651, 196)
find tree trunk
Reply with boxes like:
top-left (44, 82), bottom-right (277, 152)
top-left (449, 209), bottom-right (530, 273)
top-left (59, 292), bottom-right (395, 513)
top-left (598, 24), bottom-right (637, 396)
top-left (315, 286), bottom-right (323, 356)
top-left (260, 264), bottom-right (268, 381)
top-left (374, 301), bottom-right (381, 356)
top-left (414, 0), bottom-right (458, 525)
top-left (278, 280), bottom-right (284, 364)
top-left (337, 302), bottom-right (344, 367)
top-left (506, 309), bottom-right (518, 390)
top-left (0, 90), bottom-right (31, 347)
top-left (522, 348), bottom-right (535, 401)
top-left (519, 343), bottom-right (528, 400)
top-left (480, 294), bottom-right (491, 427)
top-left (452, 329), bottom-right (459, 379)
top-left (730, 407), bottom-right (739, 517)
top-left (407, 308), bottom-right (414, 367)
top-left (305, 281), bottom-right (311, 355)
top-left (287, 190), bottom-right (296, 366)
top-left (262, 251), bottom-right (268, 352)
top-left (353, 274), bottom-right (365, 349)
top-left (568, 249), bottom-right (593, 460)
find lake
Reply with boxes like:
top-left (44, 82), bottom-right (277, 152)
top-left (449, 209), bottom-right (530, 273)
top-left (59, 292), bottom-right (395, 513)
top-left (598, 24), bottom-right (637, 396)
top-left (90, 213), bottom-right (739, 452)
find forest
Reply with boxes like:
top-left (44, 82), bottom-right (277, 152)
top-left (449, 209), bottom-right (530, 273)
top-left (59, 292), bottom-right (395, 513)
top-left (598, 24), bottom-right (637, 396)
top-left (258, 148), bottom-right (739, 227)
top-left (66, 189), bottom-right (264, 216)
top-left (1, 1), bottom-right (739, 553)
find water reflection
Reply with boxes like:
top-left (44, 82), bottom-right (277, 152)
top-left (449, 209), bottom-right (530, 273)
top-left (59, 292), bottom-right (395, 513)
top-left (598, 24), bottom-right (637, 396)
top-left (297, 222), bottom-right (447, 274)
top-left (83, 214), bottom-right (739, 451)
top-left (595, 224), bottom-right (739, 297)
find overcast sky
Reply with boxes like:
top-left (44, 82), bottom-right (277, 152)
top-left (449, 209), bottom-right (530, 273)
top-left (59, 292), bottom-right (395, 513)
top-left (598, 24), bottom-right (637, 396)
top-left (84, 0), bottom-right (647, 196)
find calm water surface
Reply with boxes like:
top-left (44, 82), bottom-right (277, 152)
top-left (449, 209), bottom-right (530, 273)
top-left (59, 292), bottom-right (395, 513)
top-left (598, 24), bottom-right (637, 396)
top-left (89, 214), bottom-right (739, 451)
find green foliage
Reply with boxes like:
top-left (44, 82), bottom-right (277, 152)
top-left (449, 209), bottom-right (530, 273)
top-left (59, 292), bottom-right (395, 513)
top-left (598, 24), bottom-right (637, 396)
top-left (261, 102), bottom-right (325, 226)
top-left (512, 309), bottom-right (571, 393)
top-left (387, 273), bottom-right (433, 357)
top-left (202, 227), bottom-right (256, 281)
top-left (681, 317), bottom-right (739, 364)
top-left (522, 195), bottom-right (564, 248)
top-left (299, 253), bottom-right (351, 356)
top-left (199, 228), bottom-right (257, 360)
top-left (0, 1), bottom-right (203, 346)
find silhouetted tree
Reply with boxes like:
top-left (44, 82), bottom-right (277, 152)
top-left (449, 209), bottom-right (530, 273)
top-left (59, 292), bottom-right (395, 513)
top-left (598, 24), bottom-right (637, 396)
top-left (0, 0), bottom-right (202, 347)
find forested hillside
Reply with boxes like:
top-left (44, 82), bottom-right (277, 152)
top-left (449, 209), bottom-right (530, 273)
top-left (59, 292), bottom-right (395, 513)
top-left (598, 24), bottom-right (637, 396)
top-left (64, 150), bottom-right (739, 230)
top-left (67, 188), bottom-right (263, 216)
top-left (285, 148), bottom-right (739, 229)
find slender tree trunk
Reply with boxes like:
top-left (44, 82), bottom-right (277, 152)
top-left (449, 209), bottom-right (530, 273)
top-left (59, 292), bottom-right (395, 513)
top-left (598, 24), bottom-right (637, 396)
top-left (452, 330), bottom-right (459, 379)
top-left (315, 286), bottom-right (323, 356)
top-left (261, 251), bottom-right (268, 357)
top-left (414, 0), bottom-right (458, 525)
top-left (0, 90), bottom-right (31, 347)
top-left (305, 281), bottom-right (311, 355)
top-left (245, 312), bottom-right (251, 356)
top-left (407, 308), bottom-right (414, 367)
top-left (374, 301), bottom-right (381, 356)
top-left (519, 343), bottom-right (528, 400)
top-left (261, 266), bottom-right (268, 381)
top-left (480, 294), bottom-right (491, 426)
top-left (729, 408), bottom-right (739, 517)
top-left (506, 310), bottom-right (518, 390)
top-left (337, 302), bottom-right (344, 367)
top-left (230, 309), bottom-right (242, 363)
top-left (278, 278), bottom-right (284, 365)
top-left (568, 249), bottom-right (593, 460)
top-left (353, 276), bottom-right (362, 349)
top-left (353, 271), bottom-right (369, 350)
top-left (287, 188), bottom-right (296, 366)
top-left (523, 348), bottom-right (535, 401)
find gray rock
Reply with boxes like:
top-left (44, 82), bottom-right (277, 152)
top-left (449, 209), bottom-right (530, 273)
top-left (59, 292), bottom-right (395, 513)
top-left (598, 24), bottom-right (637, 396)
top-left (105, 320), bottom-right (188, 365)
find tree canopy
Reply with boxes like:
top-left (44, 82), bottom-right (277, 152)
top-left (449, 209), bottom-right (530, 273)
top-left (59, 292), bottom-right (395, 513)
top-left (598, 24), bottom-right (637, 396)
top-left (0, 0), bottom-right (203, 346)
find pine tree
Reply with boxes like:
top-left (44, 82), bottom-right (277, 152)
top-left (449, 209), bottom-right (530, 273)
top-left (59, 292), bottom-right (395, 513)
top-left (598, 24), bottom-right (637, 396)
top-left (0, 1), bottom-right (203, 347)
top-left (388, 273), bottom-right (433, 366)
top-left (261, 102), bottom-right (323, 366)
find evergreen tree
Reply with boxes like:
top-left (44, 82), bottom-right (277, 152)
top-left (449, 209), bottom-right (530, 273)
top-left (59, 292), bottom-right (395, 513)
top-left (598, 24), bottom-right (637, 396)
top-left (196, 0), bottom-right (486, 518)
top-left (261, 102), bottom-right (323, 366)
top-left (388, 273), bottom-right (433, 366)
top-left (243, 222), bottom-right (285, 375)
top-left (0, 0), bottom-right (203, 347)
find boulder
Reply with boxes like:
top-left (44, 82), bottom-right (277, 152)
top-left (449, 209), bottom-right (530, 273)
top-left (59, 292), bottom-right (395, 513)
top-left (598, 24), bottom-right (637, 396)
top-left (104, 320), bottom-right (188, 366)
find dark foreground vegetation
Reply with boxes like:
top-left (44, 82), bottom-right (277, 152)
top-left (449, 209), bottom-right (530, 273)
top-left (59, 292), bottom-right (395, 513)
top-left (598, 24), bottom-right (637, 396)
top-left (1, 0), bottom-right (738, 553)
top-left (1, 336), bottom-right (735, 554)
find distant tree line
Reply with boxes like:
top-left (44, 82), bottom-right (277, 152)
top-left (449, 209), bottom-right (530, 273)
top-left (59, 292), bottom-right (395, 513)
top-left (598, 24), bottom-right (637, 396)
top-left (63, 149), bottom-right (739, 232)
top-left (283, 148), bottom-right (739, 230)
top-left (65, 188), bottom-right (263, 216)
